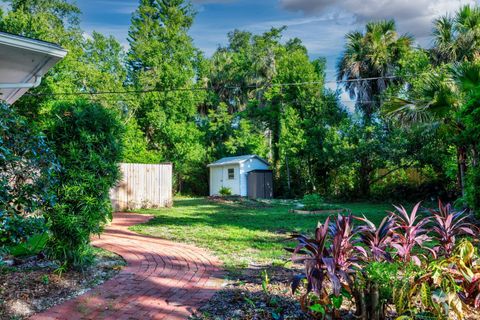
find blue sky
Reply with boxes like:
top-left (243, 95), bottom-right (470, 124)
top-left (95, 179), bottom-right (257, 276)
top-left (79, 0), bottom-right (477, 84)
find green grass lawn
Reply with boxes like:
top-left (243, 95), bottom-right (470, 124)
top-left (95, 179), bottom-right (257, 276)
top-left (130, 198), bottom-right (394, 270)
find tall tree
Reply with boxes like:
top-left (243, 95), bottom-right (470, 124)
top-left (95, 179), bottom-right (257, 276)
top-left (386, 60), bottom-right (480, 197)
top-left (337, 20), bottom-right (412, 196)
top-left (127, 0), bottom-right (205, 193)
top-left (432, 5), bottom-right (480, 65)
top-left (387, 5), bottom-right (480, 198)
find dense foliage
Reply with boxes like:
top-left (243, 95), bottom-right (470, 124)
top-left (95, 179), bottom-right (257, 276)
top-left (43, 101), bottom-right (123, 267)
top-left (0, 0), bottom-right (479, 269)
top-left (0, 103), bottom-right (56, 248)
top-left (1, 0), bottom-right (478, 210)
top-left (289, 201), bottom-right (478, 319)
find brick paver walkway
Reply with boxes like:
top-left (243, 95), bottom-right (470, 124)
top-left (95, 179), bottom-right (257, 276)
top-left (31, 213), bottom-right (224, 320)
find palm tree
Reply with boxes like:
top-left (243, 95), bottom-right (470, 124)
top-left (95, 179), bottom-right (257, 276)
top-left (337, 20), bottom-right (412, 123)
top-left (386, 62), bottom-right (480, 196)
top-left (337, 20), bottom-right (412, 196)
top-left (386, 4), bottom-right (480, 197)
top-left (432, 5), bottom-right (480, 65)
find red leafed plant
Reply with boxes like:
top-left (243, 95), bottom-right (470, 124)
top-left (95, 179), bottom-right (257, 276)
top-left (355, 215), bottom-right (395, 262)
top-left (390, 202), bottom-right (432, 266)
top-left (289, 216), bottom-right (331, 296)
top-left (429, 199), bottom-right (477, 258)
top-left (327, 214), bottom-right (364, 292)
top-left (289, 214), bottom-right (364, 318)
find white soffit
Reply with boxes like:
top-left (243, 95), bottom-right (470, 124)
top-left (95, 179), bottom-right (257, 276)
top-left (0, 31), bottom-right (67, 104)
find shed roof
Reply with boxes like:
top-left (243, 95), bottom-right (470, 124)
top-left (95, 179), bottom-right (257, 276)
top-left (207, 155), bottom-right (270, 167)
top-left (0, 31), bottom-right (67, 104)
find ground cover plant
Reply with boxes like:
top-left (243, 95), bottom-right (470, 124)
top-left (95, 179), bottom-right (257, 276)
top-left (300, 194), bottom-right (341, 211)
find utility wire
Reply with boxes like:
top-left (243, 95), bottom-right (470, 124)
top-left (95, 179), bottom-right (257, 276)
top-left (41, 96), bottom-right (378, 104)
top-left (25, 75), bottom-right (399, 98)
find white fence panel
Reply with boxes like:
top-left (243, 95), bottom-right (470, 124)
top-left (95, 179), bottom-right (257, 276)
top-left (110, 163), bottom-right (173, 211)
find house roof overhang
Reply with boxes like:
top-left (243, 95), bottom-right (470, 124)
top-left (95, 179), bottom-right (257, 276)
top-left (0, 31), bottom-right (67, 104)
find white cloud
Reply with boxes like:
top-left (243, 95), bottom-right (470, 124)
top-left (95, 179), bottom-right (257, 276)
top-left (280, 0), bottom-right (477, 42)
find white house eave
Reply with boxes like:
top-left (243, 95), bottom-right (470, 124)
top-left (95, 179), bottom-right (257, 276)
top-left (0, 32), bottom-right (67, 104)
top-left (0, 32), bottom-right (67, 59)
top-left (0, 75), bottom-right (42, 89)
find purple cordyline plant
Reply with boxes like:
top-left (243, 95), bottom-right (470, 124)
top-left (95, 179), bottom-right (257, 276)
top-left (429, 199), bottom-right (476, 258)
top-left (355, 214), bottom-right (395, 262)
top-left (390, 202), bottom-right (432, 266)
top-left (289, 216), bottom-right (331, 295)
top-left (289, 214), bottom-right (364, 297)
top-left (327, 214), bottom-right (364, 293)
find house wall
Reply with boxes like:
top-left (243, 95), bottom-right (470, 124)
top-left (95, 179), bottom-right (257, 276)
top-left (239, 158), bottom-right (270, 196)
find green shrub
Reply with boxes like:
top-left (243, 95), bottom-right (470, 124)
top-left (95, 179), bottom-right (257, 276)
top-left (1, 214), bottom-right (48, 247)
top-left (44, 100), bottom-right (123, 268)
top-left (219, 186), bottom-right (232, 196)
top-left (0, 103), bottom-right (56, 249)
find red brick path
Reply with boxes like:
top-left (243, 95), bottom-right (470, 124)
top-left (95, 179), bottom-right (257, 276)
top-left (30, 213), bottom-right (224, 320)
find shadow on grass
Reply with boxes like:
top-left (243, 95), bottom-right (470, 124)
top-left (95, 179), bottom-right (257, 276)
top-left (136, 198), bottom-right (392, 235)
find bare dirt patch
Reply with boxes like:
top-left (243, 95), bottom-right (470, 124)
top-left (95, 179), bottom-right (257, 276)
top-left (0, 248), bottom-right (125, 319)
top-left (207, 196), bottom-right (272, 208)
top-left (190, 265), bottom-right (311, 320)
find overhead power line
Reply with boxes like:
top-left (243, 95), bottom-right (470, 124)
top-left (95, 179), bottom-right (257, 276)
top-left (25, 75), bottom-right (399, 98)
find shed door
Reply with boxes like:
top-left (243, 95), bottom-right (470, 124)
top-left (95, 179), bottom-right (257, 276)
top-left (257, 172), bottom-right (265, 198)
top-left (248, 172), bottom-right (256, 199)
top-left (211, 167), bottom-right (223, 195)
top-left (247, 171), bottom-right (273, 199)
top-left (223, 166), bottom-right (240, 195)
top-left (264, 171), bottom-right (273, 198)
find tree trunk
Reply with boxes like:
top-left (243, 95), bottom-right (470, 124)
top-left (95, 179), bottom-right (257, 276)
top-left (285, 154), bottom-right (291, 195)
top-left (177, 173), bottom-right (182, 194)
top-left (370, 283), bottom-right (380, 320)
top-left (457, 146), bottom-right (468, 197)
top-left (358, 157), bottom-right (371, 198)
top-left (358, 113), bottom-right (373, 198)
top-left (353, 282), bottom-right (368, 320)
top-left (473, 144), bottom-right (478, 168)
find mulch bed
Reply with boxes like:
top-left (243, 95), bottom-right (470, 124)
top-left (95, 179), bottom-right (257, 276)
top-left (290, 209), bottom-right (347, 215)
top-left (0, 249), bottom-right (125, 319)
top-left (190, 265), bottom-right (311, 320)
top-left (207, 196), bottom-right (272, 208)
top-left (190, 262), bottom-right (480, 320)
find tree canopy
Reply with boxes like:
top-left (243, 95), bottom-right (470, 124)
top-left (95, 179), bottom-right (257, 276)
top-left (0, 0), bottom-right (479, 210)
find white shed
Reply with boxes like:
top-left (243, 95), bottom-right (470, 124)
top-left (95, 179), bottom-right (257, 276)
top-left (207, 155), bottom-right (270, 197)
